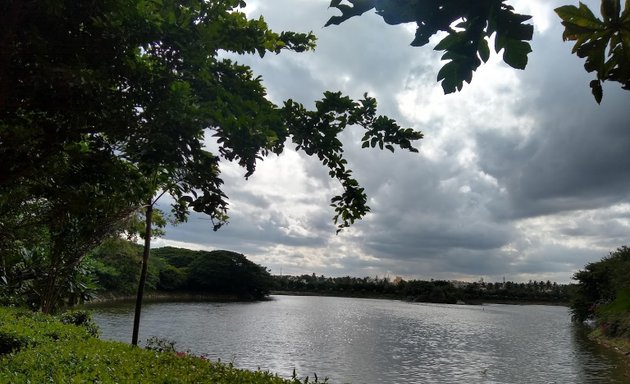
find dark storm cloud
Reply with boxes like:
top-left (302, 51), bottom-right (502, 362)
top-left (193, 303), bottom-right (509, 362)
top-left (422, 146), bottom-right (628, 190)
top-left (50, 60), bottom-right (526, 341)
top-left (471, 6), bottom-right (630, 220)
top-left (335, 141), bottom-right (517, 274)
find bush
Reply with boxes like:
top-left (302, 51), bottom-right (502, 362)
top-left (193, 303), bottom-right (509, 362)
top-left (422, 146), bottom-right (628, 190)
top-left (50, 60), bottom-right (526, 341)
top-left (145, 336), bottom-right (177, 353)
top-left (59, 310), bottom-right (100, 337)
top-left (0, 307), bottom-right (92, 357)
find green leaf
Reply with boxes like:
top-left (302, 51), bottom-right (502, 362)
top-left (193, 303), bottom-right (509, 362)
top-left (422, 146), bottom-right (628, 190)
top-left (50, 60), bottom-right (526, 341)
top-left (502, 40), bottom-right (532, 69)
top-left (434, 33), bottom-right (460, 51)
top-left (600, 0), bottom-right (621, 22)
top-left (590, 79), bottom-right (603, 103)
top-left (555, 4), bottom-right (603, 30)
top-left (325, 0), bottom-right (376, 27)
top-left (437, 62), bottom-right (460, 94)
top-left (478, 39), bottom-right (490, 63)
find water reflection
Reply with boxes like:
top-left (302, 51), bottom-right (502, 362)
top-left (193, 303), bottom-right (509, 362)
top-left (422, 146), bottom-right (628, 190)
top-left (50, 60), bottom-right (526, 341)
top-left (90, 296), bottom-right (629, 383)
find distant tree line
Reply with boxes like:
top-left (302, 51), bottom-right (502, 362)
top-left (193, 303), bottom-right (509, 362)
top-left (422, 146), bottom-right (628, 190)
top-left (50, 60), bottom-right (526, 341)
top-left (273, 274), bottom-right (571, 304)
top-left (570, 246), bottom-right (630, 339)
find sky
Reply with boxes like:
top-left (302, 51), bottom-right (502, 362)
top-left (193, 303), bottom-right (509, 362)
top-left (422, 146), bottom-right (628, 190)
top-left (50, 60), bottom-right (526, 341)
top-left (154, 0), bottom-right (630, 283)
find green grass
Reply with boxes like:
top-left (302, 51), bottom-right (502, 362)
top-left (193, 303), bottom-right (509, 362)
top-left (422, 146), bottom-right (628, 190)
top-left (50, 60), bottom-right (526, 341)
top-left (600, 288), bottom-right (630, 315)
top-left (0, 306), bottom-right (323, 383)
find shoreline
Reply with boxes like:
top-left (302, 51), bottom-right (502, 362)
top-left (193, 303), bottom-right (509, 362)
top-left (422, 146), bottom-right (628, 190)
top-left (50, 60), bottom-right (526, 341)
top-left (271, 290), bottom-right (569, 306)
top-left (81, 291), bottom-right (261, 307)
top-left (84, 290), bottom-right (570, 307)
top-left (589, 330), bottom-right (630, 363)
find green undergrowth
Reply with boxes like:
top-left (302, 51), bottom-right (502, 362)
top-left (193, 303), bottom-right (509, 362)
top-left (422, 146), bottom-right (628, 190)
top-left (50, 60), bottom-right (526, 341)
top-left (596, 288), bottom-right (630, 340)
top-left (0, 306), bottom-right (325, 383)
top-left (590, 288), bottom-right (630, 359)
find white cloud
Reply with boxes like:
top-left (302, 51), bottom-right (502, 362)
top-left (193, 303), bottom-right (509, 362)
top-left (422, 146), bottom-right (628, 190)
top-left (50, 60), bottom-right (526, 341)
top-left (160, 0), bottom-right (630, 284)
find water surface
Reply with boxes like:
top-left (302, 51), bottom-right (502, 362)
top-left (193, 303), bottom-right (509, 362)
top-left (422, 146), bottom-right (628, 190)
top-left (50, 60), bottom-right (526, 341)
top-left (91, 295), bottom-right (630, 383)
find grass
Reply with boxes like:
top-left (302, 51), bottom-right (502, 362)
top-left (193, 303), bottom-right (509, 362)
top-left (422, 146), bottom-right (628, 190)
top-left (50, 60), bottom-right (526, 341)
top-left (0, 306), bottom-right (324, 383)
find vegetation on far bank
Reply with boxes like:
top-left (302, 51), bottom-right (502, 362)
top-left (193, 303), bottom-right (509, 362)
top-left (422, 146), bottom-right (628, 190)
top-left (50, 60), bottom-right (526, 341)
top-left (87, 241), bottom-right (573, 306)
top-left (273, 274), bottom-right (571, 305)
top-left (0, 306), bottom-right (322, 383)
top-left (89, 240), bottom-right (274, 301)
top-left (0, 238), bottom-right (573, 311)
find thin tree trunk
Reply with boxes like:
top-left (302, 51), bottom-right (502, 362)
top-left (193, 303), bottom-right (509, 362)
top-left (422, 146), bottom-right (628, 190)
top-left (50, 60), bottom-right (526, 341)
top-left (132, 201), bottom-right (153, 346)
top-left (41, 272), bottom-right (58, 314)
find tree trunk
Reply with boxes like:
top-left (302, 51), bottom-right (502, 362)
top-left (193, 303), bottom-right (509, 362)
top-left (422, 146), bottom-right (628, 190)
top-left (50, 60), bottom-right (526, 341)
top-left (40, 272), bottom-right (58, 314)
top-left (132, 201), bottom-right (153, 346)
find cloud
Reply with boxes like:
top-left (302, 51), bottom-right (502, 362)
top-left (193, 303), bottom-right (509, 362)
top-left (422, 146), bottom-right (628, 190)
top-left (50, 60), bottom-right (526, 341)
top-left (157, 0), bottom-right (630, 283)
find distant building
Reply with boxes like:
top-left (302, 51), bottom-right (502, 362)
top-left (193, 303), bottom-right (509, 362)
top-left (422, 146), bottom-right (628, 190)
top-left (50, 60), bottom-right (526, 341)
top-left (450, 280), bottom-right (471, 289)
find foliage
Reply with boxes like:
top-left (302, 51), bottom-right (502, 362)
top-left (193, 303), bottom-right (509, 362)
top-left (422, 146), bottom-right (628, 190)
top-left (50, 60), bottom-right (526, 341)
top-left (145, 336), bottom-right (177, 353)
top-left (152, 246), bottom-right (199, 269)
top-left (87, 238), bottom-right (160, 294)
top-left (570, 246), bottom-right (630, 323)
top-left (1, 0), bottom-right (422, 233)
top-left (0, 155), bottom-right (143, 313)
top-left (87, 243), bottom-right (275, 300)
top-left (0, 306), bottom-right (323, 383)
top-left (152, 247), bottom-right (275, 300)
top-left (555, 0), bottom-right (630, 103)
top-left (0, 307), bottom-right (93, 355)
top-left (1, 0), bottom-right (422, 330)
top-left (157, 264), bottom-right (189, 291)
top-left (273, 274), bottom-right (571, 304)
top-left (326, 0), bottom-right (534, 93)
top-left (596, 288), bottom-right (630, 338)
top-left (187, 250), bottom-right (273, 299)
top-left (58, 310), bottom-right (101, 338)
top-left (327, 0), bottom-right (630, 101)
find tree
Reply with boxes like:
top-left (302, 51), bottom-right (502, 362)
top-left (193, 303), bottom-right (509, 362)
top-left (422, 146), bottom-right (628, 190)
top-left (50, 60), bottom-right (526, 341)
top-left (326, 0), bottom-right (630, 102)
top-left (187, 250), bottom-right (274, 300)
top-left (0, 145), bottom-right (146, 313)
top-left (88, 238), bottom-right (159, 294)
top-left (1, 0), bottom-right (422, 345)
top-left (555, 0), bottom-right (630, 103)
top-left (570, 246), bottom-right (630, 323)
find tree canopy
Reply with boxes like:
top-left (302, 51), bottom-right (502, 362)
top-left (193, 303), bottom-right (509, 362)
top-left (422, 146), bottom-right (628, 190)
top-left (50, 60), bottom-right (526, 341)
top-left (0, 0), bottom-right (422, 328)
top-left (570, 246), bottom-right (630, 324)
top-left (3, 0), bottom-right (626, 330)
top-left (326, 0), bottom-right (630, 102)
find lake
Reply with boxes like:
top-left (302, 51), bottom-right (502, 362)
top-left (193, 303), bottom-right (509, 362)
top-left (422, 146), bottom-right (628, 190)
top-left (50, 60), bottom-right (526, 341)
top-left (90, 295), bottom-right (630, 383)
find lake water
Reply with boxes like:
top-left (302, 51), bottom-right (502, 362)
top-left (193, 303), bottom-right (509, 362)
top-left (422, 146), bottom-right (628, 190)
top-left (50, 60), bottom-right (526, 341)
top-left (90, 295), bottom-right (630, 383)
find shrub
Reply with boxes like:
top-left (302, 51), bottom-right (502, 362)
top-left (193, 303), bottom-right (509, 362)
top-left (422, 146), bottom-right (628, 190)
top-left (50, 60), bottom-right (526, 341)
top-left (145, 336), bottom-right (177, 353)
top-left (59, 310), bottom-right (100, 337)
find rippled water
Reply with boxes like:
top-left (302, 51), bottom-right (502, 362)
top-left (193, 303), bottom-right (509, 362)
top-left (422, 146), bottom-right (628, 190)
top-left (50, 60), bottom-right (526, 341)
top-left (90, 295), bottom-right (630, 383)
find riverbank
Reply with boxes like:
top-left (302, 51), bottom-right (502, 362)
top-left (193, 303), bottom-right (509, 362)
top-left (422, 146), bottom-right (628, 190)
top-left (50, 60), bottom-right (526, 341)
top-left (84, 291), bottom-right (250, 306)
top-left (271, 290), bottom-right (568, 306)
top-left (0, 306), bottom-right (313, 383)
top-left (589, 328), bottom-right (630, 362)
